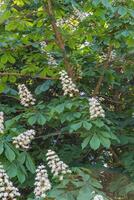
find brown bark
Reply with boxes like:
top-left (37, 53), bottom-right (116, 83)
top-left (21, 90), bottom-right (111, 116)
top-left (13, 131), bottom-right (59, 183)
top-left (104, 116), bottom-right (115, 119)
top-left (46, 0), bottom-right (74, 78)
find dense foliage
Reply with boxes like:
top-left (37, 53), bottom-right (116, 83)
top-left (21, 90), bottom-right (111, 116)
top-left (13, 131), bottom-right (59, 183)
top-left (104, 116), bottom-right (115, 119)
top-left (0, 0), bottom-right (134, 199)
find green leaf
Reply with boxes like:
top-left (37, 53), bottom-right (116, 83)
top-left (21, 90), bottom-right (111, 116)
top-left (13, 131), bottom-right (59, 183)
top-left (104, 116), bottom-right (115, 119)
top-left (90, 134), bottom-right (100, 150)
top-left (55, 104), bottom-right (65, 113)
top-left (77, 185), bottom-right (92, 200)
top-left (1, 55), bottom-right (8, 64)
top-left (129, 9), bottom-right (134, 17)
top-left (118, 7), bottom-right (127, 17)
top-left (17, 152), bottom-right (26, 164)
top-left (35, 80), bottom-right (54, 95)
top-left (99, 136), bottom-right (111, 148)
top-left (91, 178), bottom-right (103, 189)
top-left (65, 102), bottom-right (73, 109)
top-left (93, 120), bottom-right (104, 128)
top-left (5, 119), bottom-right (15, 129)
top-left (28, 115), bottom-right (37, 125)
top-left (70, 122), bottom-right (82, 132)
top-left (9, 76), bottom-right (16, 83)
top-left (101, 0), bottom-right (111, 8)
top-left (92, 0), bottom-right (100, 6)
top-left (8, 54), bottom-right (16, 64)
top-left (17, 168), bottom-right (26, 183)
top-left (81, 136), bottom-right (91, 149)
top-left (5, 144), bottom-right (15, 162)
top-left (37, 113), bottom-right (46, 125)
top-left (7, 163), bottom-right (17, 178)
top-left (100, 131), bottom-right (110, 138)
top-left (26, 153), bottom-right (35, 174)
top-left (83, 121), bottom-right (92, 130)
top-left (109, 132), bottom-right (119, 142)
top-left (0, 141), bottom-right (4, 154)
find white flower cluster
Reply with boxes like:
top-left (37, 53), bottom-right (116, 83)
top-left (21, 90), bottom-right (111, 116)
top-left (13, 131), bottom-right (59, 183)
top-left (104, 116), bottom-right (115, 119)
top-left (40, 41), bottom-right (58, 66)
top-left (59, 70), bottom-right (79, 97)
top-left (18, 84), bottom-right (36, 107)
top-left (34, 165), bottom-right (51, 199)
top-left (56, 9), bottom-right (90, 31)
top-left (0, 112), bottom-right (4, 134)
top-left (46, 149), bottom-right (71, 181)
top-left (0, 164), bottom-right (20, 200)
top-left (56, 16), bottom-right (79, 31)
top-left (101, 50), bottom-right (116, 61)
top-left (94, 194), bottom-right (104, 200)
top-left (47, 53), bottom-right (58, 66)
top-left (89, 97), bottom-right (105, 119)
top-left (74, 8), bottom-right (90, 21)
top-left (12, 129), bottom-right (35, 149)
top-left (40, 41), bottom-right (47, 52)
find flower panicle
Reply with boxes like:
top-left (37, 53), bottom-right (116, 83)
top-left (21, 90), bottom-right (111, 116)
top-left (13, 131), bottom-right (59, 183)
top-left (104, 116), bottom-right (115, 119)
top-left (18, 84), bottom-right (36, 107)
top-left (34, 165), bottom-right (51, 199)
top-left (0, 164), bottom-right (20, 200)
top-left (59, 70), bottom-right (79, 97)
top-left (46, 149), bottom-right (71, 181)
top-left (12, 129), bottom-right (35, 150)
top-left (0, 112), bottom-right (4, 134)
top-left (89, 97), bottom-right (105, 119)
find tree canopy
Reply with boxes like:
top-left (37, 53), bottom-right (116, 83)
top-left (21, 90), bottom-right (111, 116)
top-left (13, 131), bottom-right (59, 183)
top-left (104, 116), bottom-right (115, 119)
top-left (0, 0), bottom-right (134, 199)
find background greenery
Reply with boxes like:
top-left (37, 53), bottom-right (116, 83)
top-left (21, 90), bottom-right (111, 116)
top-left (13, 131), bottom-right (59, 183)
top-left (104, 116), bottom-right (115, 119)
top-left (0, 0), bottom-right (134, 199)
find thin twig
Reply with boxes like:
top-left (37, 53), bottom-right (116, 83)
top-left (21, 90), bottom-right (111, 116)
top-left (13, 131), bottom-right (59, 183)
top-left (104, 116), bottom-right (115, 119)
top-left (35, 132), bottom-right (63, 140)
top-left (93, 46), bottom-right (113, 96)
top-left (0, 72), bottom-right (57, 80)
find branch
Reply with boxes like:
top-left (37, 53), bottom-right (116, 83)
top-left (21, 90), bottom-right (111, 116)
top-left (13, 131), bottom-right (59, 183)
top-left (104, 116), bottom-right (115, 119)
top-left (93, 46), bottom-right (113, 96)
top-left (46, 0), bottom-right (74, 77)
top-left (0, 72), bottom-right (56, 80)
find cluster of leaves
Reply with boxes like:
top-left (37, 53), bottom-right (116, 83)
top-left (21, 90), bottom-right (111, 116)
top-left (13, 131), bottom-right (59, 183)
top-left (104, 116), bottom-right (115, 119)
top-left (0, 0), bottom-right (133, 199)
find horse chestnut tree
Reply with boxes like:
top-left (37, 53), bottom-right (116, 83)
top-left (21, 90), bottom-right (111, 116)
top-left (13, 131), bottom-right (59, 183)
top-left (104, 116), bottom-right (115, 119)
top-left (0, 0), bottom-right (133, 200)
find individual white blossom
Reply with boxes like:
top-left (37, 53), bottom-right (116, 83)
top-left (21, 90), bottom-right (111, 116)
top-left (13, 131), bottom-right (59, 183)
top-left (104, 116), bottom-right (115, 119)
top-left (0, 163), bottom-right (20, 200)
top-left (34, 165), bottom-right (51, 199)
top-left (94, 194), bottom-right (104, 200)
top-left (12, 129), bottom-right (35, 150)
top-left (89, 97), bottom-right (105, 119)
top-left (46, 149), bottom-right (71, 181)
top-left (18, 84), bottom-right (36, 107)
top-left (59, 70), bottom-right (79, 97)
top-left (0, 112), bottom-right (4, 134)
top-left (80, 41), bottom-right (91, 49)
